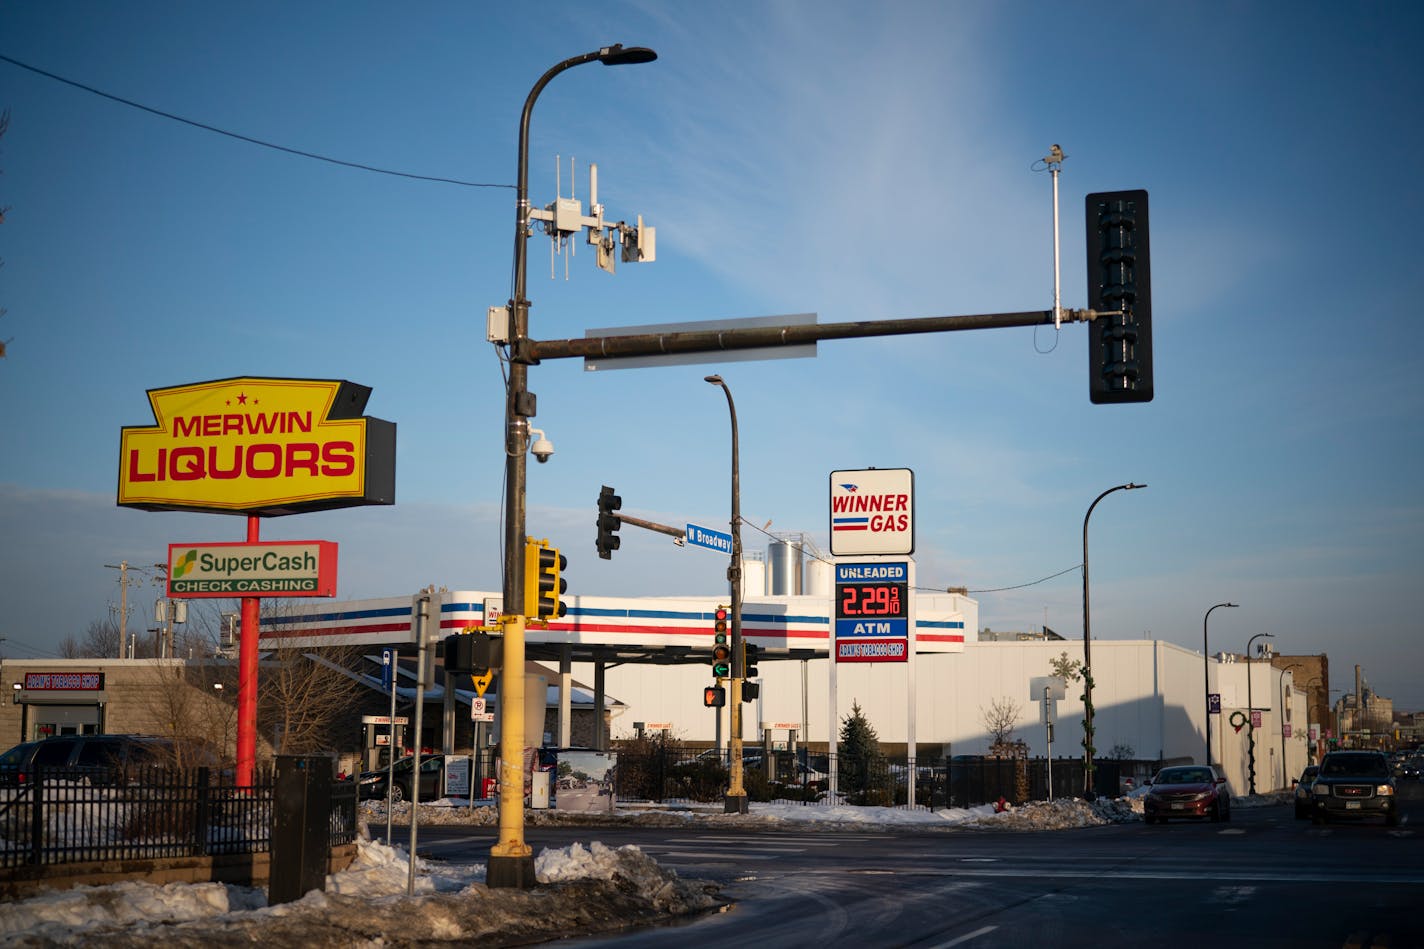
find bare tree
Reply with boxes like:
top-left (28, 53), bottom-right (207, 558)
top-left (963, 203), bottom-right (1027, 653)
top-left (60, 619), bottom-right (123, 658)
top-left (258, 646), bottom-right (366, 758)
top-left (979, 696), bottom-right (1023, 751)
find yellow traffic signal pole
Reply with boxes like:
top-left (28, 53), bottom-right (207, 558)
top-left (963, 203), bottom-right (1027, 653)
top-left (489, 612), bottom-right (531, 882)
top-left (492, 43), bottom-right (656, 889)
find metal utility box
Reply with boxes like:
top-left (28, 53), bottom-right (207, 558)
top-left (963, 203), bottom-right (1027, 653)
top-left (270, 755), bottom-right (333, 905)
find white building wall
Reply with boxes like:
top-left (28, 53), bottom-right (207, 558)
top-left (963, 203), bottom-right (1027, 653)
top-left (1212, 658), bottom-right (1309, 796)
top-left (576, 638), bottom-right (1241, 779)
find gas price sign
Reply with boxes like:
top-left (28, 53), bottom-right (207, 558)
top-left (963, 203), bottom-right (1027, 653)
top-left (834, 560), bottom-right (911, 663)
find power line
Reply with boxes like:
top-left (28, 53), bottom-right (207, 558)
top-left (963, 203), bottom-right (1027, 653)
top-left (0, 53), bottom-right (514, 190)
top-left (737, 517), bottom-right (1081, 597)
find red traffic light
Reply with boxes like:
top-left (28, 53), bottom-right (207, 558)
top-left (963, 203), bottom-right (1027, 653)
top-left (703, 685), bottom-right (726, 707)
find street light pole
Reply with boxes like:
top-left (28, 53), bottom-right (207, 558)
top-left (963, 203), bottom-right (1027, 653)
top-left (1080, 482), bottom-right (1144, 799)
top-left (1203, 602), bottom-right (1238, 769)
top-left (1244, 632), bottom-right (1274, 795)
top-left (493, 43), bottom-right (657, 891)
top-left (705, 375), bottom-right (748, 813)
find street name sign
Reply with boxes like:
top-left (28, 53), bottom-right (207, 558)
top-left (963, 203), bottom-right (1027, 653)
top-left (685, 523), bottom-right (732, 554)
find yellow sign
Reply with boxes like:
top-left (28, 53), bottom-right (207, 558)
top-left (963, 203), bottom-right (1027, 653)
top-left (472, 671), bottom-right (493, 697)
top-left (118, 377), bottom-right (395, 516)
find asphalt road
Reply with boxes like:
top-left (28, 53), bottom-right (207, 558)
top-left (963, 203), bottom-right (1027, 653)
top-left (408, 784), bottom-right (1424, 948)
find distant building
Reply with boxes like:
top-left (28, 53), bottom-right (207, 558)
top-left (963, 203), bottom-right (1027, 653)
top-left (978, 627), bottom-right (1066, 642)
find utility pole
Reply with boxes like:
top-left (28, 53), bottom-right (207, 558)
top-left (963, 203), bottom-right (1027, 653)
top-left (103, 561), bottom-right (138, 659)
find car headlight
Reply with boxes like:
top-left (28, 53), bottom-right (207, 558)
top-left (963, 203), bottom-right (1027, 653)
top-left (1313, 784), bottom-right (1329, 796)
top-left (1192, 791), bottom-right (1213, 802)
top-left (1376, 785), bottom-right (1395, 796)
top-left (359, 775), bottom-right (381, 785)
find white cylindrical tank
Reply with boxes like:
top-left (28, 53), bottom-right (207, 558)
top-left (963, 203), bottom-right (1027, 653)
top-left (805, 558), bottom-right (833, 596)
top-left (741, 556), bottom-right (766, 598)
top-left (767, 541), bottom-right (803, 595)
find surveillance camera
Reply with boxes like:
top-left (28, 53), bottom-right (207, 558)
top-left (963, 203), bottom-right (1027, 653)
top-left (528, 428), bottom-right (554, 464)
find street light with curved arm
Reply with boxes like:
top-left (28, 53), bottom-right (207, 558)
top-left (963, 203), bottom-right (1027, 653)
top-left (1203, 602), bottom-right (1238, 769)
top-left (704, 374), bottom-right (749, 813)
top-left (1245, 632), bottom-right (1274, 795)
top-left (1081, 482), bottom-right (1145, 798)
top-left (495, 43), bottom-right (657, 891)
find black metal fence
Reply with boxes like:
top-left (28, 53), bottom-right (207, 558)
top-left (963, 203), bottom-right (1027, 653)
top-left (613, 747), bottom-right (1161, 809)
top-left (0, 764), bottom-right (358, 869)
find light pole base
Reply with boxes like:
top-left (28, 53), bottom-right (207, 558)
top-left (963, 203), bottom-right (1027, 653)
top-left (487, 854), bottom-right (538, 889)
top-left (723, 793), bottom-right (749, 814)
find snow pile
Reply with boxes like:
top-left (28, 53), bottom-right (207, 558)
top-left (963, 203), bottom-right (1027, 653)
top-left (963, 796), bottom-right (1139, 830)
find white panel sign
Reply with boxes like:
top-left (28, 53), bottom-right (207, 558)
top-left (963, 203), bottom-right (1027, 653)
top-left (829, 468), bottom-right (914, 556)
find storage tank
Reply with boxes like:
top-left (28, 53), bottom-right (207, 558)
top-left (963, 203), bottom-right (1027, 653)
top-left (741, 553), bottom-right (766, 598)
top-left (767, 540), bottom-right (804, 595)
top-left (805, 557), bottom-right (833, 596)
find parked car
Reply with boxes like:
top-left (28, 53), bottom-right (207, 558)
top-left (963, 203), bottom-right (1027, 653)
top-left (1293, 765), bottom-right (1321, 819)
top-left (1310, 750), bottom-right (1397, 826)
top-left (0, 734), bottom-right (193, 786)
top-left (356, 754), bottom-right (452, 803)
top-left (1399, 756), bottom-right (1424, 782)
top-left (1142, 764), bottom-right (1231, 824)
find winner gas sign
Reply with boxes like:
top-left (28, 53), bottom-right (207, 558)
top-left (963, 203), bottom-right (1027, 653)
top-left (118, 377), bottom-right (395, 516)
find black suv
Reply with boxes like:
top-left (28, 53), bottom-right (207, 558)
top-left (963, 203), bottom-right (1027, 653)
top-left (0, 734), bottom-right (187, 786)
top-left (1309, 750), bottom-right (1398, 826)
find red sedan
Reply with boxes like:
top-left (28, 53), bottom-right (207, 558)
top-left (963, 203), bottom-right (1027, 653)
top-left (1142, 765), bottom-right (1232, 824)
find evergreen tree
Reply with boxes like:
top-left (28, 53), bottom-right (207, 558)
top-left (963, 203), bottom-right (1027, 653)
top-left (839, 700), bottom-right (881, 799)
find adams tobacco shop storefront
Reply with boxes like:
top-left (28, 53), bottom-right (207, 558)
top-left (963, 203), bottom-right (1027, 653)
top-left (11, 670), bottom-right (108, 741)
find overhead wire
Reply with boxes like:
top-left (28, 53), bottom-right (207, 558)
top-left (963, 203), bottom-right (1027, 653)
top-left (0, 53), bottom-right (515, 190)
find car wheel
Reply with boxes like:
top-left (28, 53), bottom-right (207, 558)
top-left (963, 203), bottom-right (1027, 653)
top-left (1295, 803), bottom-right (1306, 820)
top-left (1222, 802), bottom-right (1231, 822)
top-left (1210, 802), bottom-right (1221, 823)
top-left (388, 783), bottom-right (405, 804)
top-left (1386, 808), bottom-right (1399, 827)
top-left (1312, 811), bottom-right (1325, 826)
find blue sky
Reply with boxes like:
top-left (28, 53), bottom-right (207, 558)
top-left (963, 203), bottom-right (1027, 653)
top-left (2, 3), bottom-right (1421, 708)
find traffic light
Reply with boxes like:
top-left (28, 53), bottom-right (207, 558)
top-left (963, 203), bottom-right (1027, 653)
top-left (444, 631), bottom-right (497, 675)
top-left (742, 682), bottom-right (760, 701)
top-left (1085, 189), bottom-right (1152, 404)
top-left (711, 606), bottom-right (731, 678)
top-left (596, 485), bottom-right (622, 560)
top-left (524, 539), bottom-right (567, 620)
top-left (743, 642), bottom-right (759, 679)
top-left (703, 685), bottom-right (726, 707)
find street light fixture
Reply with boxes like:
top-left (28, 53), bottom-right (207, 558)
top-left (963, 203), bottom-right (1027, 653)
top-left (495, 43), bottom-right (657, 891)
top-left (1202, 602), bottom-right (1238, 769)
top-left (1245, 632), bottom-right (1274, 795)
top-left (1080, 482), bottom-right (1145, 798)
top-left (704, 374), bottom-right (748, 814)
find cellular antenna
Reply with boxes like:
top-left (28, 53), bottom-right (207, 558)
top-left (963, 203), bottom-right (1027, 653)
top-left (1042, 144), bottom-right (1067, 329)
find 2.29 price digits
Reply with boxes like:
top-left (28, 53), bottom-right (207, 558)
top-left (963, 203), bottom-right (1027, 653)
top-left (837, 582), bottom-right (906, 618)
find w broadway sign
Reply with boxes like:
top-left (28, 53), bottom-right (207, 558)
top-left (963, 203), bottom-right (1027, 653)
top-left (166, 541), bottom-right (338, 598)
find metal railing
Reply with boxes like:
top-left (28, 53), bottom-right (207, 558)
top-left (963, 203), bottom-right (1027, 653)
top-left (611, 748), bottom-right (1170, 809)
top-left (0, 764), bottom-right (357, 869)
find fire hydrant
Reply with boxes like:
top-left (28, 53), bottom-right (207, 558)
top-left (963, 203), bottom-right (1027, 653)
top-left (995, 796), bottom-right (1008, 813)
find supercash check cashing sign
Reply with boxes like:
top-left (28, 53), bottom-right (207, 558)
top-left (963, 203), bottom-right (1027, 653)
top-left (166, 541), bottom-right (338, 598)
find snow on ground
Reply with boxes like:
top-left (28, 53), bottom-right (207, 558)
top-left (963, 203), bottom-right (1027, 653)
top-left (1, 792), bottom-right (1293, 946)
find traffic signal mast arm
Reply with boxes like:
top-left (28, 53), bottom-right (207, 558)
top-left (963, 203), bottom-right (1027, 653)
top-left (519, 307), bottom-right (1108, 364)
top-left (615, 512), bottom-right (686, 541)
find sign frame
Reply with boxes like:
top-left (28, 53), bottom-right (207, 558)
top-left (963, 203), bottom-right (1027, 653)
top-left (165, 540), bottom-right (338, 598)
top-left (117, 376), bottom-right (395, 517)
top-left (829, 468), bottom-right (915, 556)
top-left (833, 558), bottom-right (913, 663)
